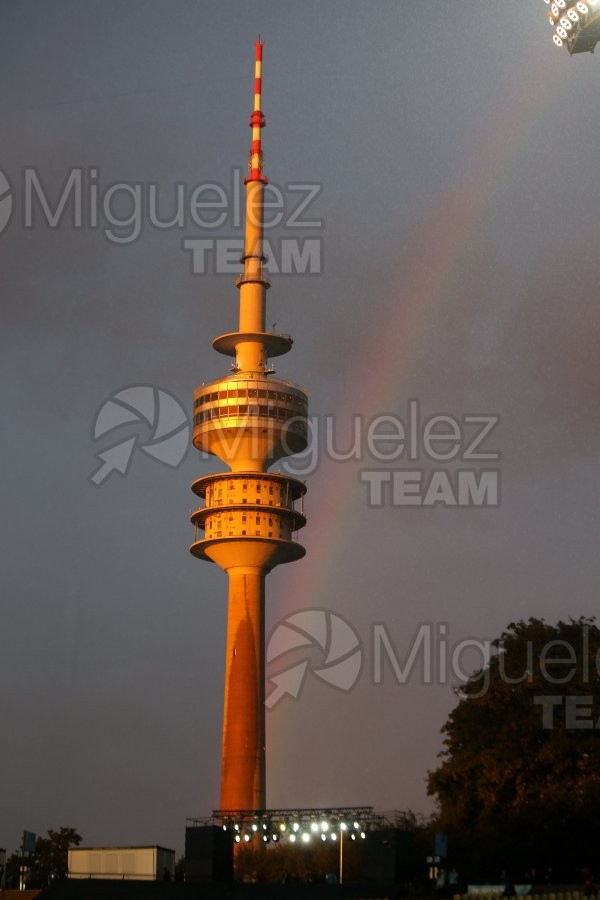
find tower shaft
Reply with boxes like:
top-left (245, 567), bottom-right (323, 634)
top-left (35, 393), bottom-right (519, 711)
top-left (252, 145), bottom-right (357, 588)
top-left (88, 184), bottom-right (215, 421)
top-left (220, 568), bottom-right (265, 811)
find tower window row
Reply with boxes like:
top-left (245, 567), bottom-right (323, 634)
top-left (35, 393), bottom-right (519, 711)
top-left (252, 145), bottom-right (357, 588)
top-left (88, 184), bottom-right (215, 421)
top-left (201, 477), bottom-right (303, 509)
top-left (200, 510), bottom-right (296, 540)
top-left (193, 404), bottom-right (307, 428)
top-left (194, 387), bottom-right (306, 410)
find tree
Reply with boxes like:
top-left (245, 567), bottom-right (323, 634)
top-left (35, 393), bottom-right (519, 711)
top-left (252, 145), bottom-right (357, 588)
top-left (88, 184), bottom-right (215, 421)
top-left (32, 827), bottom-right (82, 887)
top-left (427, 618), bottom-right (600, 881)
top-left (4, 828), bottom-right (82, 889)
top-left (174, 855), bottom-right (185, 882)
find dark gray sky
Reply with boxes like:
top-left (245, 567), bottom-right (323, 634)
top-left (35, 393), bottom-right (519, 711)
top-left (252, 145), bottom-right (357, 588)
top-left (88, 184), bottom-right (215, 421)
top-left (2, 0), bottom-right (600, 857)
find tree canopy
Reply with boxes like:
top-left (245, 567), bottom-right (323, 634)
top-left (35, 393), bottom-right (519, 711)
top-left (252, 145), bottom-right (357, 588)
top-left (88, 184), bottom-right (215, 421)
top-left (34, 826), bottom-right (82, 885)
top-left (427, 617), bottom-right (600, 881)
top-left (6, 826), bottom-right (82, 888)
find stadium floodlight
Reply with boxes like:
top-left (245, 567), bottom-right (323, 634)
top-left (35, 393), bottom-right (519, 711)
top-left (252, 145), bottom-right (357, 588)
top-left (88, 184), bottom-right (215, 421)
top-left (205, 805), bottom-right (383, 848)
top-left (542, 0), bottom-right (600, 51)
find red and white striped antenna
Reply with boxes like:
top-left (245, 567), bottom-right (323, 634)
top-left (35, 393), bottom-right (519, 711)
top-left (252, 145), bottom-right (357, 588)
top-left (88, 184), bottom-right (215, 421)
top-left (246, 39), bottom-right (267, 183)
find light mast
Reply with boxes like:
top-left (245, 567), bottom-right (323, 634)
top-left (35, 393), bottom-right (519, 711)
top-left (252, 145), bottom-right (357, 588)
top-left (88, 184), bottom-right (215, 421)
top-left (190, 41), bottom-right (308, 813)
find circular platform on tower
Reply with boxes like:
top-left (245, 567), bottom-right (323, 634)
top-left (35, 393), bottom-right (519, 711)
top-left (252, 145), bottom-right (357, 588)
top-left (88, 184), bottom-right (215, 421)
top-left (213, 331), bottom-right (293, 358)
top-left (191, 470), bottom-right (307, 500)
top-left (189, 534), bottom-right (306, 569)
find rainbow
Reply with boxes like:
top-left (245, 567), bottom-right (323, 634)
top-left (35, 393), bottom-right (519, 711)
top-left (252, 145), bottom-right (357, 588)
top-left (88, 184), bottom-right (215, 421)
top-left (268, 46), bottom-right (554, 787)
top-left (290, 57), bottom-right (551, 608)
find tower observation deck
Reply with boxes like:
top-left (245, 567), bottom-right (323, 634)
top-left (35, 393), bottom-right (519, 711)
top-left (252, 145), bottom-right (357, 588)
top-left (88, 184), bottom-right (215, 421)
top-left (190, 41), bottom-right (308, 813)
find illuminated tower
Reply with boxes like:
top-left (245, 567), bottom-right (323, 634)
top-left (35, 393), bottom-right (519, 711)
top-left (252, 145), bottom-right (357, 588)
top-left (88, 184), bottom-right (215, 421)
top-left (544, 0), bottom-right (600, 53)
top-left (190, 42), bottom-right (308, 813)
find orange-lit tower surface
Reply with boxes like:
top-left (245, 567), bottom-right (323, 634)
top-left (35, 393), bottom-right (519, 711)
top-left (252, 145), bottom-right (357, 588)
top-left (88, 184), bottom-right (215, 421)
top-left (190, 42), bottom-right (308, 813)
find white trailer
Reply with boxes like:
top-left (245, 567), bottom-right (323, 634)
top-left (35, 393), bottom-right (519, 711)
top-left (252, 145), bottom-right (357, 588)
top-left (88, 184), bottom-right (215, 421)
top-left (68, 846), bottom-right (175, 881)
